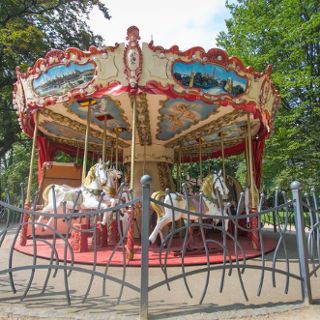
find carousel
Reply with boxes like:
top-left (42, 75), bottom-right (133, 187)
top-left (12, 26), bottom-right (280, 266)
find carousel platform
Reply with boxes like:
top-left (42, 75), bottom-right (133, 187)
top-left (15, 233), bottom-right (276, 267)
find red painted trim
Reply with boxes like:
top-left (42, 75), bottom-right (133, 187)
top-left (23, 45), bottom-right (119, 79)
top-left (143, 81), bottom-right (259, 116)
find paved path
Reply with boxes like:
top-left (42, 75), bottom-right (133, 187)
top-left (0, 304), bottom-right (319, 319)
top-left (0, 229), bottom-right (319, 319)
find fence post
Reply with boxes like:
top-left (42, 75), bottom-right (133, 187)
top-left (291, 181), bottom-right (312, 304)
top-left (140, 175), bottom-right (151, 320)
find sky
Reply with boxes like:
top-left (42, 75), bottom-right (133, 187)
top-left (89, 0), bottom-right (233, 50)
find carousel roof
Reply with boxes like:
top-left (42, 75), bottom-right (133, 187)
top-left (13, 26), bottom-right (280, 161)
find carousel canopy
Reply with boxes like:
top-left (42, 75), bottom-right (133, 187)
top-left (13, 26), bottom-right (280, 164)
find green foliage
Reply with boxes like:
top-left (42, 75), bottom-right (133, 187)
top-left (0, 140), bottom-right (37, 203)
top-left (217, 0), bottom-right (320, 192)
top-left (54, 151), bottom-right (75, 163)
top-left (0, 0), bottom-right (110, 203)
top-left (172, 155), bottom-right (246, 190)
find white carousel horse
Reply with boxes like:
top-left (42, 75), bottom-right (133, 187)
top-left (149, 172), bottom-right (230, 244)
top-left (35, 162), bottom-right (120, 231)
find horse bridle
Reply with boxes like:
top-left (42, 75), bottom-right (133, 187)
top-left (212, 174), bottom-right (229, 201)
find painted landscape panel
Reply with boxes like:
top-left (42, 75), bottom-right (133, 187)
top-left (33, 62), bottom-right (95, 97)
top-left (172, 61), bottom-right (247, 97)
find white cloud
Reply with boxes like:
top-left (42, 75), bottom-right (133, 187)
top-left (89, 0), bottom-right (232, 50)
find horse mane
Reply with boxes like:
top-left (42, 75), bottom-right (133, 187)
top-left (83, 165), bottom-right (95, 186)
top-left (200, 174), bottom-right (214, 199)
top-left (42, 184), bottom-right (53, 205)
top-left (151, 191), bottom-right (166, 219)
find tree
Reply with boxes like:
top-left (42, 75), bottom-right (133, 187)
top-left (217, 0), bottom-right (320, 191)
top-left (0, 0), bottom-right (110, 199)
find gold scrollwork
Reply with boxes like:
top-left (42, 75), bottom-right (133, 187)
top-left (135, 93), bottom-right (152, 145)
top-left (165, 110), bottom-right (244, 148)
top-left (41, 108), bottom-right (130, 148)
top-left (157, 162), bottom-right (175, 191)
top-left (179, 137), bottom-right (245, 154)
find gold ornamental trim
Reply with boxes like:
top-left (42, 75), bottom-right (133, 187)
top-left (165, 110), bottom-right (244, 148)
top-left (41, 108), bottom-right (130, 148)
top-left (135, 93), bottom-right (152, 145)
top-left (179, 137), bottom-right (245, 154)
top-left (157, 162), bottom-right (175, 191)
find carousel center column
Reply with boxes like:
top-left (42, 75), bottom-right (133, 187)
top-left (123, 26), bottom-right (176, 195)
top-left (124, 144), bottom-right (175, 195)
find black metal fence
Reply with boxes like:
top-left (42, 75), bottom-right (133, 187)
top-left (0, 176), bottom-right (319, 319)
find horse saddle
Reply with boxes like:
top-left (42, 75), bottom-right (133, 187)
top-left (187, 197), bottom-right (209, 213)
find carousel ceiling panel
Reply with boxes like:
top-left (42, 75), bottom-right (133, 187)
top-left (40, 120), bottom-right (103, 145)
top-left (68, 97), bottom-right (131, 140)
top-left (38, 104), bottom-right (130, 149)
top-left (164, 110), bottom-right (254, 149)
top-left (179, 117), bottom-right (259, 149)
top-left (38, 93), bottom-right (132, 142)
top-left (156, 98), bottom-right (219, 140)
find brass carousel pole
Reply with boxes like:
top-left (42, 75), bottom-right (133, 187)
top-left (110, 141), bottom-right (114, 167)
top-left (126, 96), bottom-right (137, 261)
top-left (130, 97), bottom-right (137, 190)
top-left (26, 110), bottom-right (39, 205)
top-left (115, 129), bottom-right (119, 170)
top-left (79, 99), bottom-right (95, 184)
top-left (102, 117), bottom-right (107, 163)
top-left (246, 113), bottom-right (259, 250)
top-left (96, 113), bottom-right (113, 164)
top-left (20, 110), bottom-right (39, 246)
top-left (113, 127), bottom-right (125, 170)
top-left (143, 142), bottom-right (147, 175)
top-left (110, 127), bottom-right (124, 245)
top-left (244, 132), bottom-right (250, 186)
top-left (178, 145), bottom-right (182, 192)
top-left (76, 144), bottom-right (80, 164)
top-left (199, 137), bottom-right (204, 183)
top-left (219, 132), bottom-right (226, 181)
top-left (247, 113), bottom-right (256, 208)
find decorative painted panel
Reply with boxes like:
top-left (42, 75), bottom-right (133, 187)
top-left (157, 99), bottom-right (218, 140)
top-left (179, 120), bottom-right (255, 148)
top-left (32, 62), bottom-right (95, 97)
top-left (41, 121), bottom-right (102, 144)
top-left (172, 61), bottom-right (247, 97)
top-left (69, 97), bottom-right (131, 140)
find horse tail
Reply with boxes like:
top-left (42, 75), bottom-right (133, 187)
top-left (150, 191), bottom-right (166, 220)
top-left (42, 184), bottom-right (54, 206)
top-left (84, 165), bottom-right (95, 187)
